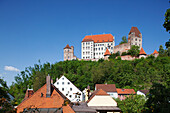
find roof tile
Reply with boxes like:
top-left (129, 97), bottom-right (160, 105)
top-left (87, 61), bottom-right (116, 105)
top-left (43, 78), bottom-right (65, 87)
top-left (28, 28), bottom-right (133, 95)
top-left (95, 84), bottom-right (117, 92)
top-left (129, 27), bottom-right (141, 37)
top-left (116, 88), bottom-right (136, 94)
top-left (82, 34), bottom-right (114, 43)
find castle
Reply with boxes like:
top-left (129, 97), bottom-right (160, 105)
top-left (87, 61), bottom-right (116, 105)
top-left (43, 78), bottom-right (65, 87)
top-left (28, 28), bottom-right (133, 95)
top-left (64, 27), bottom-right (158, 61)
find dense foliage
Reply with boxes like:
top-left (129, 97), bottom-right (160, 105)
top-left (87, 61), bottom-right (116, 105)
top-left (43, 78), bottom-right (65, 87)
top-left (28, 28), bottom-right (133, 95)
top-left (116, 95), bottom-right (147, 113)
top-left (163, 8), bottom-right (170, 33)
top-left (8, 56), bottom-right (170, 105)
top-left (119, 36), bottom-right (127, 44)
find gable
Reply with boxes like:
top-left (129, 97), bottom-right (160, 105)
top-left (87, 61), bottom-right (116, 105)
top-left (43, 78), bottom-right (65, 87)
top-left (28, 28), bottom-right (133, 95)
top-left (87, 95), bottom-right (117, 107)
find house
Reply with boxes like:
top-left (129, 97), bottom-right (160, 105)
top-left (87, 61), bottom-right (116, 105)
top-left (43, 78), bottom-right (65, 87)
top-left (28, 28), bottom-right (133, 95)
top-left (87, 89), bottom-right (121, 113)
top-left (64, 44), bottom-right (77, 61)
top-left (137, 90), bottom-right (149, 97)
top-left (54, 75), bottom-right (83, 102)
top-left (95, 84), bottom-right (118, 98)
top-left (116, 88), bottom-right (136, 100)
top-left (81, 34), bottom-right (115, 60)
top-left (17, 75), bottom-right (75, 113)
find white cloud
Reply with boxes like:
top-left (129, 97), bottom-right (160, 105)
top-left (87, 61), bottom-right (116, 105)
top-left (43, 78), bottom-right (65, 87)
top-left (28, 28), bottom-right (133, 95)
top-left (4, 66), bottom-right (20, 72)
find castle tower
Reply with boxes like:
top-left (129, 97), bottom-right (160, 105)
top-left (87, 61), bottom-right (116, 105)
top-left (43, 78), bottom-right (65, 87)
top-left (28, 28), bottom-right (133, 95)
top-left (152, 50), bottom-right (159, 57)
top-left (139, 47), bottom-right (147, 58)
top-left (128, 27), bottom-right (142, 49)
top-left (64, 44), bottom-right (74, 61)
top-left (104, 48), bottom-right (111, 60)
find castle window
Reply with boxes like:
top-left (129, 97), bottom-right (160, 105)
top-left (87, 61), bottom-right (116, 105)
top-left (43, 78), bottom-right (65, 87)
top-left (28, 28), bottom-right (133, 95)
top-left (99, 48), bottom-right (100, 50)
top-left (135, 38), bottom-right (137, 41)
top-left (135, 43), bottom-right (137, 45)
top-left (57, 82), bottom-right (59, 85)
top-left (101, 47), bottom-right (103, 50)
top-left (69, 95), bottom-right (72, 98)
top-left (139, 39), bottom-right (141, 42)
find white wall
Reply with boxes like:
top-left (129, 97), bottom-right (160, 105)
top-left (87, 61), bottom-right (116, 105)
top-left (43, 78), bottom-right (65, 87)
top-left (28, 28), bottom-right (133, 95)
top-left (137, 91), bottom-right (146, 97)
top-left (88, 95), bottom-right (117, 106)
top-left (54, 75), bottom-right (83, 102)
top-left (107, 92), bottom-right (118, 99)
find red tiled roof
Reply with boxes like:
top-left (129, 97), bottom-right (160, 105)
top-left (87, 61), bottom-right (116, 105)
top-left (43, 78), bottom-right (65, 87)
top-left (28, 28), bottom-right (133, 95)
top-left (87, 89), bottom-right (109, 103)
top-left (153, 50), bottom-right (159, 54)
top-left (17, 84), bottom-right (74, 113)
top-left (129, 27), bottom-right (141, 37)
top-left (82, 34), bottom-right (114, 43)
top-left (104, 48), bottom-right (111, 56)
top-left (116, 88), bottom-right (136, 94)
top-left (95, 84), bottom-right (117, 92)
top-left (64, 44), bottom-right (71, 49)
top-left (139, 47), bottom-right (147, 55)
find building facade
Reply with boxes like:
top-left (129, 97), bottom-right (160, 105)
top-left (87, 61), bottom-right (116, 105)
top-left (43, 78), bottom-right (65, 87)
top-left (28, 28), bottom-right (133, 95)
top-left (114, 27), bottom-right (142, 54)
top-left (64, 44), bottom-right (77, 61)
top-left (54, 75), bottom-right (83, 102)
top-left (81, 34), bottom-right (115, 60)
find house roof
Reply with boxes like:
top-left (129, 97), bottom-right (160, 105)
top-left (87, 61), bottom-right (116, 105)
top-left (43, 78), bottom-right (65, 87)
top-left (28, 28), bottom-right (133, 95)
top-left (116, 88), bottom-right (136, 94)
top-left (153, 50), bottom-right (159, 54)
top-left (89, 106), bottom-right (121, 111)
top-left (72, 102), bottom-right (96, 112)
top-left (87, 89), bottom-right (109, 103)
top-left (64, 44), bottom-right (71, 49)
top-left (129, 27), bottom-right (141, 37)
top-left (138, 90), bottom-right (149, 95)
top-left (17, 83), bottom-right (75, 113)
top-left (104, 48), bottom-right (111, 56)
top-left (95, 84), bottom-right (117, 92)
top-left (82, 34), bottom-right (114, 43)
top-left (139, 47), bottom-right (147, 55)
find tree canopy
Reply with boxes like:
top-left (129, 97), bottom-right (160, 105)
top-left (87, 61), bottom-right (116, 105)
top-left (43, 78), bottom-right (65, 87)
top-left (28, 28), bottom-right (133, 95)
top-left (119, 36), bottom-right (128, 44)
top-left (163, 8), bottom-right (170, 33)
top-left (8, 56), bottom-right (170, 105)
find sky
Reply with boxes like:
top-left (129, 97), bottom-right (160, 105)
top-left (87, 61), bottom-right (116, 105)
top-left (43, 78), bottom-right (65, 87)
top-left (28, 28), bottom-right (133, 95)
top-left (0, 0), bottom-right (169, 86)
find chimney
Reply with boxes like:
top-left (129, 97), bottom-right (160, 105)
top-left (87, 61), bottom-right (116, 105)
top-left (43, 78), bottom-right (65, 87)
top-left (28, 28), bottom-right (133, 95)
top-left (56, 78), bottom-right (58, 82)
top-left (46, 75), bottom-right (51, 97)
top-left (51, 79), bottom-right (53, 84)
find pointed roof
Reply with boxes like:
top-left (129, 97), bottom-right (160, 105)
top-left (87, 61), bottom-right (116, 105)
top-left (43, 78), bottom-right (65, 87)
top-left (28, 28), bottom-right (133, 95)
top-left (104, 48), bottom-right (111, 56)
top-left (82, 34), bottom-right (114, 43)
top-left (129, 27), bottom-right (141, 37)
top-left (153, 50), bottom-right (159, 54)
top-left (139, 47), bottom-right (147, 55)
top-left (64, 44), bottom-right (71, 49)
top-left (87, 89), bottom-right (109, 103)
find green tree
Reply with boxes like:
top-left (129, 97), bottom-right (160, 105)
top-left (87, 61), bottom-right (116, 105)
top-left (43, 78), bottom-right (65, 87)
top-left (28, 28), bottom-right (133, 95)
top-left (119, 36), bottom-right (127, 44)
top-left (165, 39), bottom-right (170, 48)
top-left (159, 45), bottom-right (165, 56)
top-left (163, 8), bottom-right (170, 33)
top-left (0, 78), bottom-right (15, 113)
top-left (128, 45), bottom-right (140, 57)
top-left (116, 95), bottom-right (147, 113)
top-left (144, 83), bottom-right (170, 113)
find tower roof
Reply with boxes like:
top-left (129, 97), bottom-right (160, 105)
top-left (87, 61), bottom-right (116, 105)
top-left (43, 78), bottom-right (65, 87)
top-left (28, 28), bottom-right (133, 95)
top-left (104, 48), bottom-right (111, 56)
top-left (153, 50), bottom-right (159, 54)
top-left (139, 47), bottom-right (147, 55)
top-left (82, 34), bottom-right (114, 43)
top-left (64, 44), bottom-right (71, 49)
top-left (129, 27), bottom-right (141, 37)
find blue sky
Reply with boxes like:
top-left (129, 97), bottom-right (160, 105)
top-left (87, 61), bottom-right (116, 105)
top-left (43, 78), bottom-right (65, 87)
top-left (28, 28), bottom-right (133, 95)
top-left (0, 0), bottom-right (169, 86)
